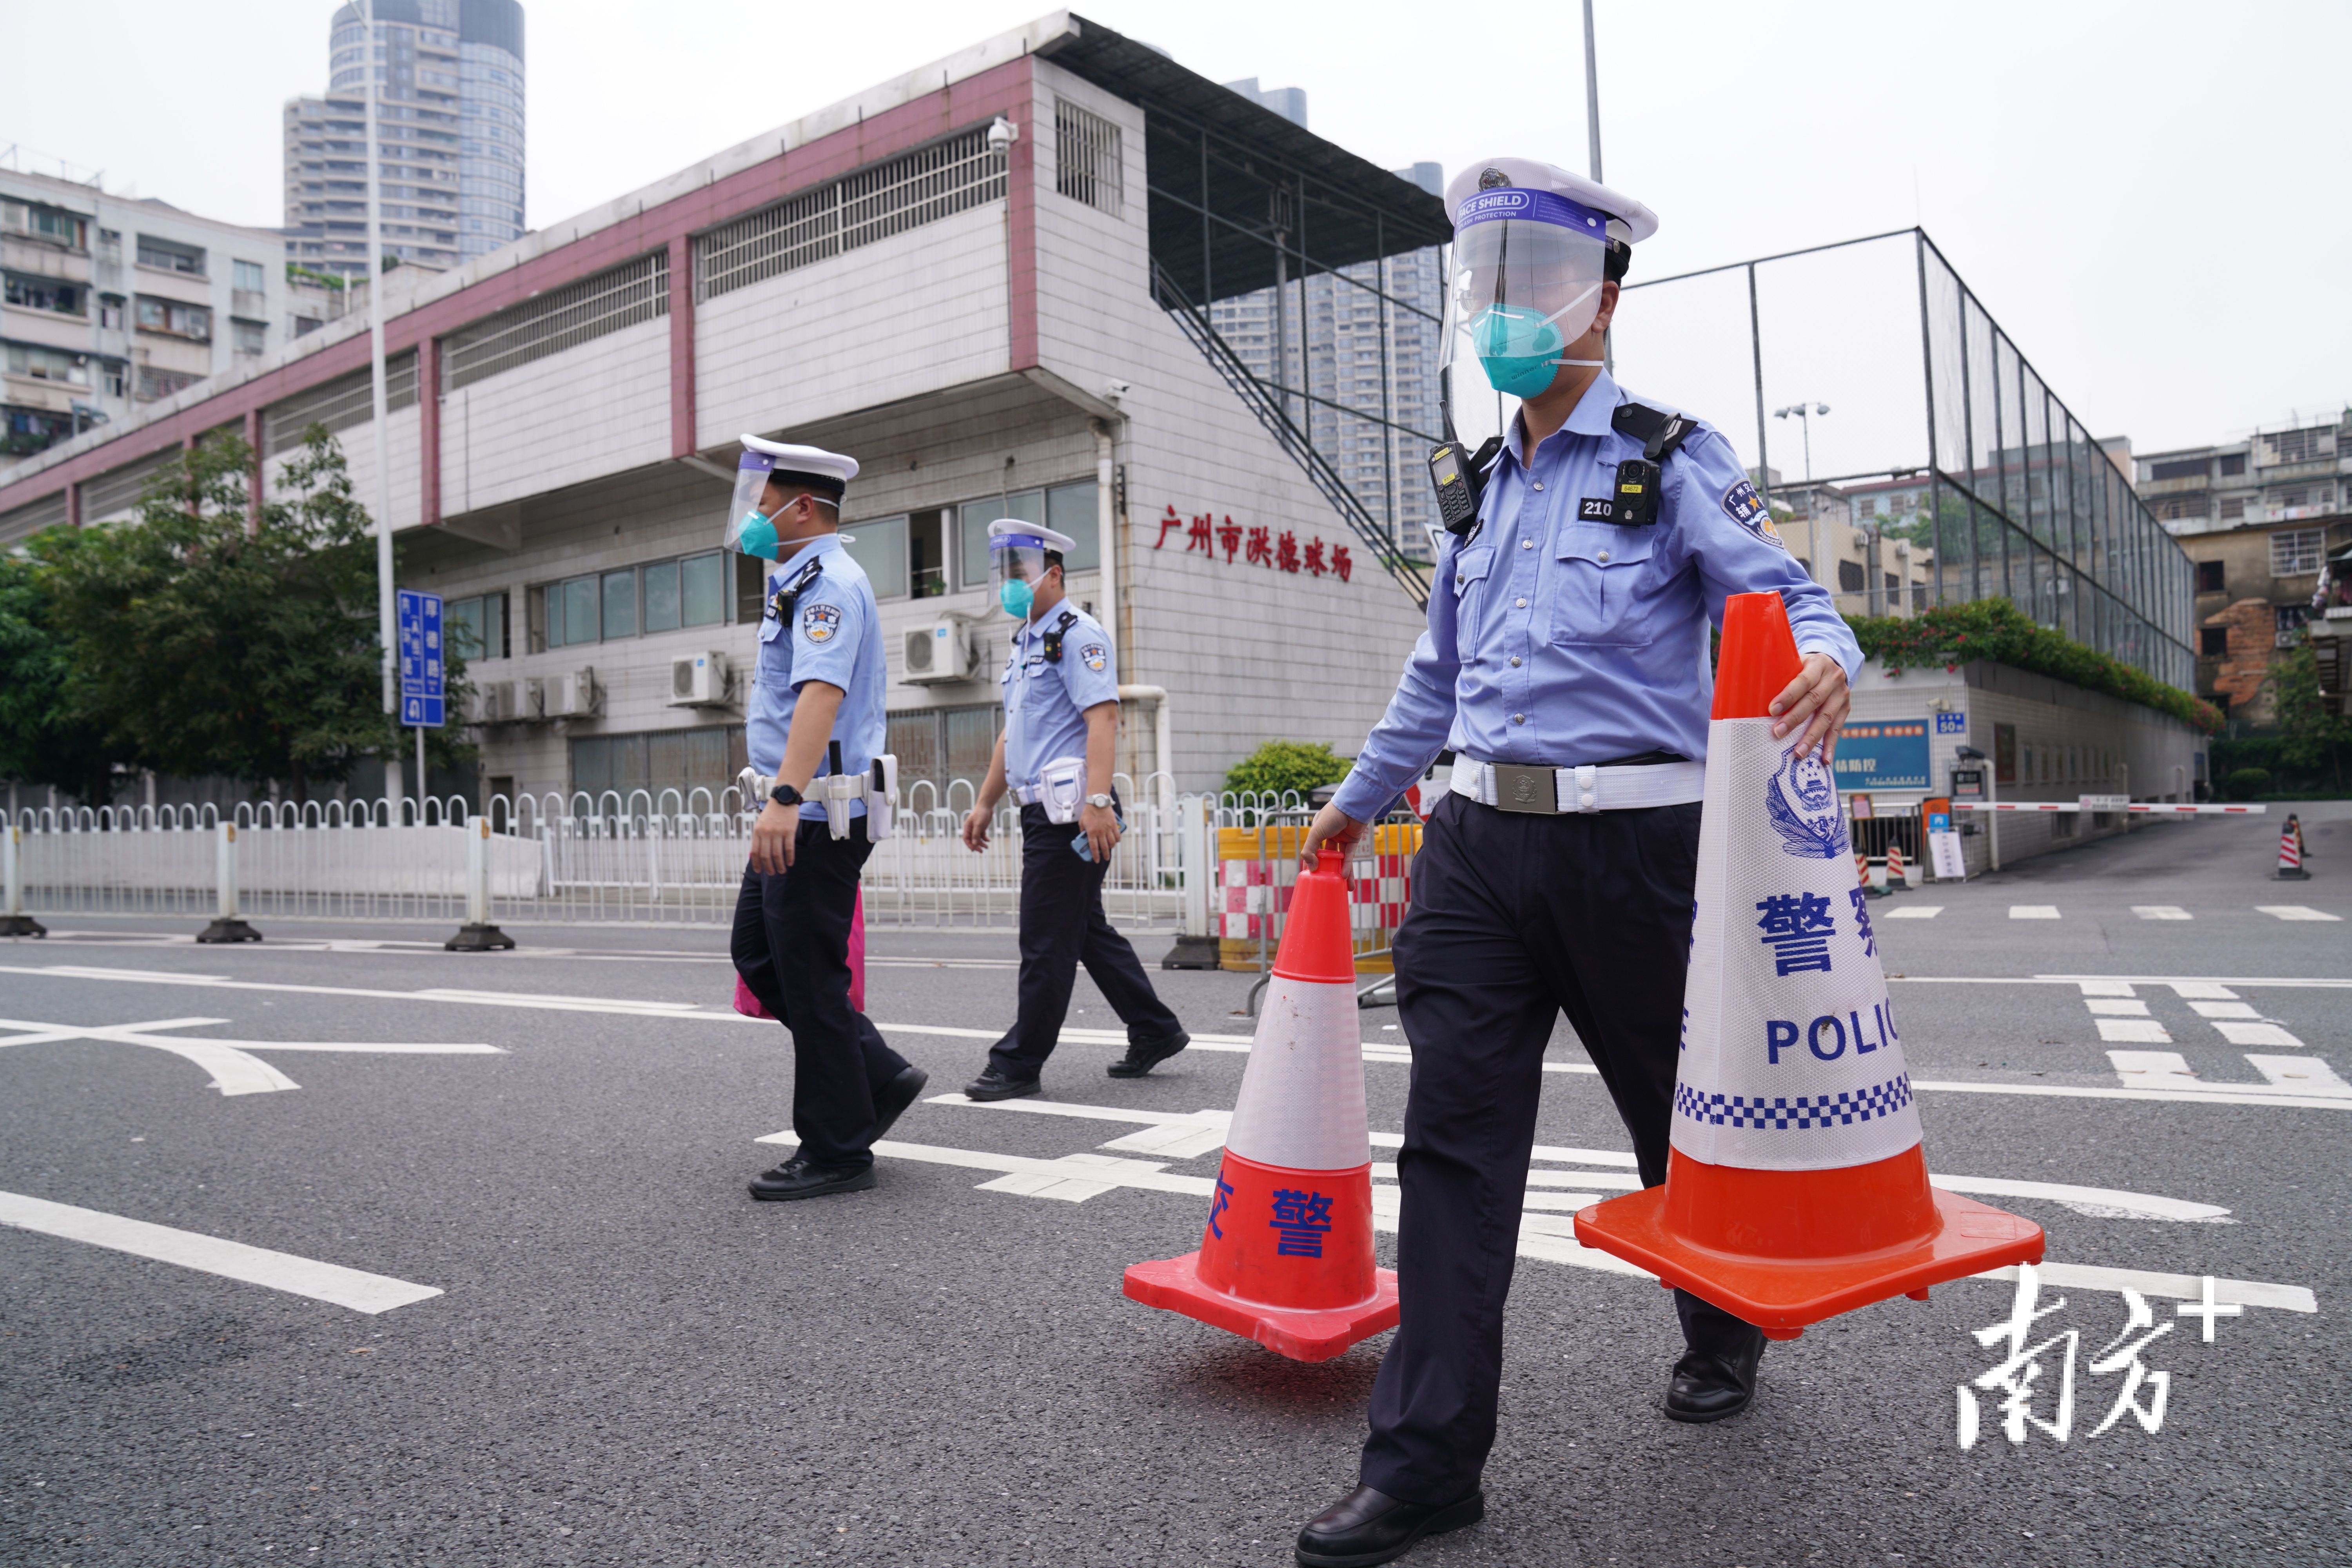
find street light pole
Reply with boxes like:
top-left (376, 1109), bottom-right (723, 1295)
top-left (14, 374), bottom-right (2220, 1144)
top-left (1774, 401), bottom-right (1831, 590)
top-left (359, 0), bottom-right (401, 820)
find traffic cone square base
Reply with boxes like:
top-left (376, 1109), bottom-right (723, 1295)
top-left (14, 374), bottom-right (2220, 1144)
top-left (1122, 1255), bottom-right (1400, 1363)
top-left (1574, 1147), bottom-right (2043, 1339)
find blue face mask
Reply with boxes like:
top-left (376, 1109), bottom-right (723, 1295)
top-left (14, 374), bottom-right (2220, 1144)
top-left (735, 510), bottom-right (780, 560)
top-left (999, 578), bottom-right (1034, 619)
top-left (1472, 305), bottom-right (1569, 399)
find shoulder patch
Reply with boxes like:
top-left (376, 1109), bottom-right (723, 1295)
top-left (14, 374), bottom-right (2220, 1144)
top-left (1080, 643), bottom-right (1107, 672)
top-left (801, 602), bottom-right (842, 643)
top-left (1720, 479), bottom-right (1786, 548)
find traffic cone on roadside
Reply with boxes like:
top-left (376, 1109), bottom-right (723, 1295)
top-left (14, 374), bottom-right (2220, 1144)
top-left (2276, 824), bottom-right (2307, 880)
top-left (1886, 841), bottom-right (1907, 889)
top-left (1575, 592), bottom-right (2044, 1338)
top-left (1123, 851), bottom-right (1397, 1361)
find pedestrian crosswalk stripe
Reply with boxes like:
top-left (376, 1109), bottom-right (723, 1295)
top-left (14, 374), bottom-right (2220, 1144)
top-left (2010, 905), bottom-right (2062, 919)
top-left (2132, 906), bottom-right (2192, 920)
top-left (1885, 905), bottom-right (1943, 918)
top-left (2256, 905), bottom-right (2340, 921)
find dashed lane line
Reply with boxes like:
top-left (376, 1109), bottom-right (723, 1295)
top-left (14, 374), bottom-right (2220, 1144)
top-left (2132, 906), bottom-right (2193, 920)
top-left (0, 1191), bottom-right (442, 1314)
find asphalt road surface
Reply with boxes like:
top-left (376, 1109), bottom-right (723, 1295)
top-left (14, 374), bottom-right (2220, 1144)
top-left (4, 804), bottom-right (2346, 1567)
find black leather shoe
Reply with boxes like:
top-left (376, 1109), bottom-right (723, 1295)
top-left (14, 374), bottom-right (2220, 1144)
top-left (866, 1065), bottom-right (928, 1143)
top-left (1295, 1484), bottom-right (1484, 1568)
top-left (747, 1159), bottom-right (876, 1201)
top-left (1664, 1325), bottom-right (1767, 1423)
top-left (963, 1066), bottom-right (1042, 1102)
top-left (1107, 1030), bottom-right (1191, 1078)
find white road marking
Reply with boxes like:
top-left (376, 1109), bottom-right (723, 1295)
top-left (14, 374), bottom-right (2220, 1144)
top-left (0, 1191), bottom-right (441, 1314)
top-left (1927, 1175), bottom-right (2230, 1223)
top-left (2085, 998), bottom-right (2151, 1016)
top-left (2109, 1049), bottom-right (2199, 1085)
top-left (2036, 974), bottom-right (2352, 990)
top-left (2256, 906), bottom-right (2340, 921)
top-left (2165, 981), bottom-right (2239, 999)
top-left (2243, 1054), bottom-right (2350, 1095)
top-left (0, 1016), bottom-right (498, 1096)
top-left (2095, 1018), bottom-right (2174, 1044)
top-left (2074, 980), bottom-right (2136, 997)
top-left (2010, 905), bottom-right (2062, 920)
top-left (2213, 1021), bottom-right (2308, 1049)
top-left (1911, 1077), bottom-right (2348, 1110)
top-left (1886, 906), bottom-right (1943, 919)
top-left (2132, 906), bottom-right (2192, 920)
top-left (1968, 1262), bottom-right (2314, 1315)
top-left (1520, 1192), bottom-right (1606, 1211)
top-left (2187, 1000), bottom-right (2260, 1019)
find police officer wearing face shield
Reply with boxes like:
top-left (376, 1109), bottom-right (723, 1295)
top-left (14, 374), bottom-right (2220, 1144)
top-left (958, 519), bottom-right (1190, 1101)
top-left (1290, 162), bottom-right (1861, 1567)
top-left (728, 436), bottom-right (928, 1203)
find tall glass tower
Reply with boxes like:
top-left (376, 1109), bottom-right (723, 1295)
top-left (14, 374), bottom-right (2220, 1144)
top-left (283, 0), bottom-right (525, 279)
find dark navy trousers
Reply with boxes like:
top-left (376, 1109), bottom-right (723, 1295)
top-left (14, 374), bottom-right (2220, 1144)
top-left (986, 800), bottom-right (1183, 1080)
top-left (1359, 792), bottom-right (1753, 1504)
top-left (731, 818), bottom-right (910, 1172)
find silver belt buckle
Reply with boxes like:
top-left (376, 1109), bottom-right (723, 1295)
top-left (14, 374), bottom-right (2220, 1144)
top-left (1490, 763), bottom-right (1558, 814)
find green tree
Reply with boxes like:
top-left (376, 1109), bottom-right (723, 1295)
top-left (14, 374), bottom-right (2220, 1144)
top-left (32, 426), bottom-right (470, 804)
top-left (1222, 739), bottom-right (1353, 801)
top-left (2273, 644), bottom-right (2352, 792)
top-left (0, 535), bottom-right (117, 806)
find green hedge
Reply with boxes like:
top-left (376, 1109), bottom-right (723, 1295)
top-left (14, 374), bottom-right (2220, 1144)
top-left (1845, 600), bottom-right (2222, 735)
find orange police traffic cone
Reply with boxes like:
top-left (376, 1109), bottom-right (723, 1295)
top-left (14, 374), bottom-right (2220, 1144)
top-left (1123, 850), bottom-right (1398, 1361)
top-left (1575, 592), bottom-right (2044, 1339)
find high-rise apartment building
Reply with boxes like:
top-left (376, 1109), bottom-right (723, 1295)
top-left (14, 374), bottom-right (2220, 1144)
top-left (1209, 82), bottom-right (1446, 560)
top-left (283, 0), bottom-right (525, 281)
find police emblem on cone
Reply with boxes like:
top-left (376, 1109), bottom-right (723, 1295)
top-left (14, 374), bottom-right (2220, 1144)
top-left (1123, 851), bottom-right (1398, 1361)
top-left (1574, 592), bottom-right (2044, 1338)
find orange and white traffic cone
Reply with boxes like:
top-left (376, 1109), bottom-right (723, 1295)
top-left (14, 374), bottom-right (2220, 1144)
top-left (1886, 841), bottom-right (1907, 889)
top-left (1575, 592), bottom-right (2044, 1339)
top-left (1123, 850), bottom-right (1397, 1361)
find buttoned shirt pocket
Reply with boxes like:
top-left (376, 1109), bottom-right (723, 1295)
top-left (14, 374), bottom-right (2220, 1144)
top-left (1451, 544), bottom-right (1496, 652)
top-left (1549, 525), bottom-right (1658, 647)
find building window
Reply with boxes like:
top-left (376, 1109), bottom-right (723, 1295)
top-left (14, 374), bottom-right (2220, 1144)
top-left (2275, 606), bottom-right (2308, 649)
top-left (885, 703), bottom-right (1006, 804)
top-left (233, 259), bottom-right (268, 293)
top-left (231, 319), bottom-right (267, 357)
top-left (955, 483), bottom-right (1100, 589)
top-left (570, 726), bottom-right (750, 811)
top-left (2195, 560), bottom-right (2224, 594)
top-left (134, 296), bottom-right (211, 340)
top-left (4, 272), bottom-right (86, 317)
top-left (4, 341), bottom-right (90, 385)
top-left (642, 552), bottom-right (728, 634)
top-left (2149, 456), bottom-right (2207, 482)
top-left (1054, 98), bottom-right (1124, 217)
top-left (134, 235), bottom-right (206, 275)
top-left (2199, 626), bottom-right (2228, 657)
top-left (134, 365), bottom-right (202, 401)
top-left (446, 592), bottom-right (507, 661)
top-left (1, 200), bottom-right (87, 249)
top-left (2270, 528), bottom-right (2323, 577)
top-left (841, 515), bottom-right (910, 601)
top-left (2159, 495), bottom-right (2210, 521)
top-left (1837, 559), bottom-right (1867, 593)
top-left (2218, 453), bottom-right (2246, 477)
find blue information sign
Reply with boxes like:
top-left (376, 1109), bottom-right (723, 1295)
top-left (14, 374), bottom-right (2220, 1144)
top-left (1934, 711), bottom-right (1967, 735)
top-left (397, 589), bottom-right (445, 728)
top-left (1832, 719), bottom-right (1931, 791)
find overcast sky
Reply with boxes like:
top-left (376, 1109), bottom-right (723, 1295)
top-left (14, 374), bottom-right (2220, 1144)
top-left (11, 0), bottom-right (2347, 466)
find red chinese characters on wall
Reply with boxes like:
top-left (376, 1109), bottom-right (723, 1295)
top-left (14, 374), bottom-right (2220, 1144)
top-left (1150, 504), bottom-right (1352, 583)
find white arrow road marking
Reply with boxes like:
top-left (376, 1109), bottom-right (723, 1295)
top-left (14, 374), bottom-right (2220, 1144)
top-left (0, 1015), bottom-right (499, 1096)
top-left (0, 1191), bottom-right (441, 1313)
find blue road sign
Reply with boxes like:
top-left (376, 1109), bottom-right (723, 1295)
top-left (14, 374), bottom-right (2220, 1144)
top-left (1832, 719), bottom-right (1932, 791)
top-left (1934, 711), bottom-right (1967, 735)
top-left (397, 590), bottom-right (445, 728)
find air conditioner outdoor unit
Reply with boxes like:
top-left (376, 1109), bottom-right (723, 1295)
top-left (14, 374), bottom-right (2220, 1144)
top-left (902, 615), bottom-right (975, 684)
top-left (468, 680), bottom-right (517, 724)
top-left (520, 679), bottom-right (546, 721)
top-left (669, 652), bottom-right (731, 708)
top-left (542, 666), bottom-right (601, 719)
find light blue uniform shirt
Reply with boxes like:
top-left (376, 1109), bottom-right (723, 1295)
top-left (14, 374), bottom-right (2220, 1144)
top-left (1332, 372), bottom-right (1861, 823)
top-left (1000, 602), bottom-right (1119, 795)
top-left (745, 533), bottom-right (887, 821)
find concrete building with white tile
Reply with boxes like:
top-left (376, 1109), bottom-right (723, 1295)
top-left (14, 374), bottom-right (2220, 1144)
top-left (0, 14), bottom-right (1449, 810)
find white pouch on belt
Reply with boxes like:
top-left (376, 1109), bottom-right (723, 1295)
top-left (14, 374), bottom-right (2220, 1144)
top-left (1038, 756), bottom-right (1086, 825)
top-left (818, 770), bottom-right (859, 841)
top-left (864, 753), bottom-right (898, 842)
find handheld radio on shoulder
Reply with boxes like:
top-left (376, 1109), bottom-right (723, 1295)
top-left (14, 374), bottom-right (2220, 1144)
top-left (1426, 436), bottom-right (1504, 539)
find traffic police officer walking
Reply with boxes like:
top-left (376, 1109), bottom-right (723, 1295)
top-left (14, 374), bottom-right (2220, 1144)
top-left (959, 517), bottom-right (1189, 1100)
top-left (1291, 161), bottom-right (1860, 1566)
top-left (728, 436), bottom-right (928, 1201)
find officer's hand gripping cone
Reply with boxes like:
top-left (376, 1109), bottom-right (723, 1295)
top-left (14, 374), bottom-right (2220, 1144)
top-left (1573, 592), bottom-right (2045, 1338)
top-left (1123, 851), bottom-right (1397, 1361)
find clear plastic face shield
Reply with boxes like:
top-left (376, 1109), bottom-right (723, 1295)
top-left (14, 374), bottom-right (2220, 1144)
top-left (725, 452), bottom-right (784, 560)
top-left (990, 531), bottom-right (1053, 620)
top-left (1439, 187), bottom-right (1612, 453)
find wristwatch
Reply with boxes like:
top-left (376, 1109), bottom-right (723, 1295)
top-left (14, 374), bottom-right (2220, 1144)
top-left (769, 783), bottom-right (804, 807)
top-left (1086, 792), bottom-right (1115, 809)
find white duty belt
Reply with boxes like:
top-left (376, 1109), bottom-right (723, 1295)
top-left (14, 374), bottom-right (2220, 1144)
top-left (1450, 756), bottom-right (1706, 815)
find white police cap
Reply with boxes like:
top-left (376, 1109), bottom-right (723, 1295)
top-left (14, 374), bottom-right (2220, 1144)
top-left (739, 435), bottom-right (858, 497)
top-left (1443, 159), bottom-right (1658, 247)
top-left (987, 516), bottom-right (1080, 554)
